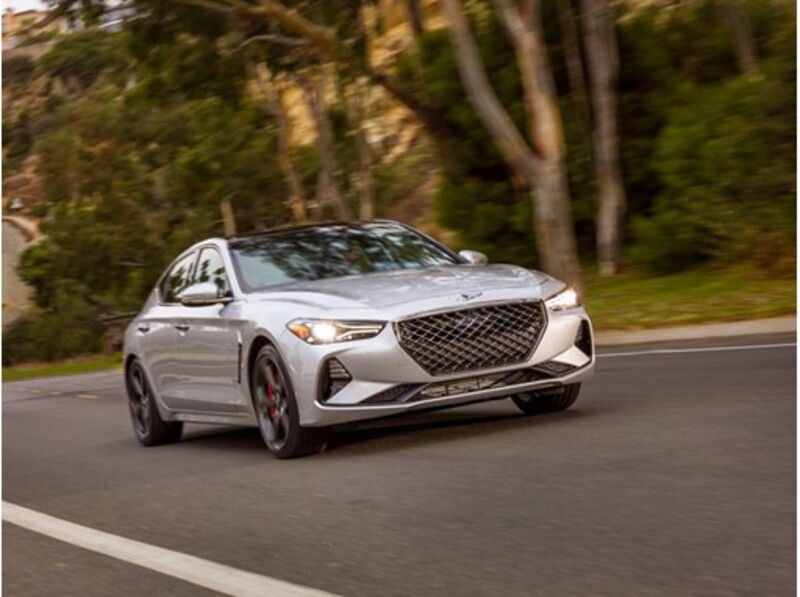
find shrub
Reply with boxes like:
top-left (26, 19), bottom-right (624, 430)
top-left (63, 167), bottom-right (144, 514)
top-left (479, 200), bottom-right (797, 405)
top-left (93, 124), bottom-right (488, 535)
top-left (2, 55), bottom-right (35, 85)
top-left (2, 281), bottom-right (103, 366)
top-left (633, 75), bottom-right (795, 274)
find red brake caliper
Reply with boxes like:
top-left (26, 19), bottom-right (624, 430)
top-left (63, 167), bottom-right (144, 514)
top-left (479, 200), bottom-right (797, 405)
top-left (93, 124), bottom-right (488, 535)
top-left (265, 382), bottom-right (277, 419)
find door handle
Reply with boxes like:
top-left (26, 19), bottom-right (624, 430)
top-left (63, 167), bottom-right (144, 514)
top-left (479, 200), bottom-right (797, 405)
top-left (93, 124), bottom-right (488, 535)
top-left (137, 323), bottom-right (150, 333)
top-left (175, 323), bottom-right (190, 332)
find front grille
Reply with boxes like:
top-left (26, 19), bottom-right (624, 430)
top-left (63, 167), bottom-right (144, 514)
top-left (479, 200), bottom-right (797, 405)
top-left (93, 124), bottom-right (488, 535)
top-left (394, 301), bottom-right (547, 375)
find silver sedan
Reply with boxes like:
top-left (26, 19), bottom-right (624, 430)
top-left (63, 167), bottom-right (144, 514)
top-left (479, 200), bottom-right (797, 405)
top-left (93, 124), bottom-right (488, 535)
top-left (123, 220), bottom-right (595, 458)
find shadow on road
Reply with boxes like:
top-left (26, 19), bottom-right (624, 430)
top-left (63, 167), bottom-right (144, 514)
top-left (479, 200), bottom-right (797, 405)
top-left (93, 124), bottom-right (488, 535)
top-left (177, 405), bottom-right (590, 457)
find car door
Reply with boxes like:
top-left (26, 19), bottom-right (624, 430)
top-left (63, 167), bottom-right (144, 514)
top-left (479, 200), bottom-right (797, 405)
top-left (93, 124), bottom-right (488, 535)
top-left (168, 246), bottom-right (241, 414)
top-left (139, 250), bottom-right (198, 407)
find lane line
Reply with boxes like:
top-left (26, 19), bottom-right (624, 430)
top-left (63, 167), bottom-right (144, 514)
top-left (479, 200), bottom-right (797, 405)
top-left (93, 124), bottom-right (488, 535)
top-left (598, 342), bottom-right (796, 358)
top-left (77, 394), bottom-right (100, 400)
top-left (3, 502), bottom-right (339, 597)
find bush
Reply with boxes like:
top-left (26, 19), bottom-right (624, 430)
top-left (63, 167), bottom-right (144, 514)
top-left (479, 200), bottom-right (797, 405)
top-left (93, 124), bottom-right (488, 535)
top-left (633, 75), bottom-right (795, 274)
top-left (39, 30), bottom-right (127, 89)
top-left (2, 55), bottom-right (35, 85)
top-left (2, 281), bottom-right (103, 366)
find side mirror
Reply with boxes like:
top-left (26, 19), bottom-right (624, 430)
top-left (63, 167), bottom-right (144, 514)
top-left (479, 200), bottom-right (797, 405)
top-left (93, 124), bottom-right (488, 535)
top-left (458, 249), bottom-right (488, 265)
top-left (180, 282), bottom-right (231, 306)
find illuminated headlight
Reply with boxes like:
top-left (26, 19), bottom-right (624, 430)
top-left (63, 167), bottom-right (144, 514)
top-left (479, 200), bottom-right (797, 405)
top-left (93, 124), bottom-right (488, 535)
top-left (287, 319), bottom-right (385, 344)
top-left (545, 287), bottom-right (580, 311)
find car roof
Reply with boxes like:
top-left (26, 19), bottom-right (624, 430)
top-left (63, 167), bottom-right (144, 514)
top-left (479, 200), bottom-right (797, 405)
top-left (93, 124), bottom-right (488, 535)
top-left (176, 220), bottom-right (411, 256)
top-left (225, 219), bottom-right (409, 243)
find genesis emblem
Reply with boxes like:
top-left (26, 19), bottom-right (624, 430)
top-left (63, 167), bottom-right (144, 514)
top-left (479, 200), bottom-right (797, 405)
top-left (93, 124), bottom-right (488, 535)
top-left (457, 291), bottom-right (483, 302)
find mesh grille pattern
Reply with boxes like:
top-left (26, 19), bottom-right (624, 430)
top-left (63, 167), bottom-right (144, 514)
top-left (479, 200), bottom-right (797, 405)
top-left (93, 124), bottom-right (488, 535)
top-left (394, 301), bottom-right (546, 375)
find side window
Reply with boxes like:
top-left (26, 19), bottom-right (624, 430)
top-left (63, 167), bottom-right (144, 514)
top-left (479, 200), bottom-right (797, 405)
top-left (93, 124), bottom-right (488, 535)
top-left (194, 247), bottom-right (230, 297)
top-left (159, 252), bottom-right (197, 304)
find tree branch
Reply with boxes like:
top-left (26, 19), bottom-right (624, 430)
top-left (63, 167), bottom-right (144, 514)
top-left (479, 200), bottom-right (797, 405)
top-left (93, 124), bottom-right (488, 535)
top-left (172, 0), bottom-right (454, 142)
top-left (168, 0), bottom-right (238, 15)
top-left (235, 33), bottom-right (309, 51)
top-left (440, 0), bottom-right (541, 184)
top-left (19, 0), bottom-right (71, 35)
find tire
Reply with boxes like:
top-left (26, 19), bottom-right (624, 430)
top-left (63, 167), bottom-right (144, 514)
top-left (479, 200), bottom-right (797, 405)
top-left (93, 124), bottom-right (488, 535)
top-left (250, 344), bottom-right (328, 459)
top-left (512, 383), bottom-right (581, 415)
top-left (126, 359), bottom-right (183, 446)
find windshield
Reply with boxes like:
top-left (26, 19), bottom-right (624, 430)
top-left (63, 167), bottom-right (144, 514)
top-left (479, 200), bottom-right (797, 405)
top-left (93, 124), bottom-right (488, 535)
top-left (229, 222), bottom-right (460, 291)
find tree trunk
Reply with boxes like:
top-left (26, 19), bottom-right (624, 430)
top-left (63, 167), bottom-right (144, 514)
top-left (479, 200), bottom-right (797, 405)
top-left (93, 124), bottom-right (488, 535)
top-left (492, 0), bottom-right (583, 289)
top-left (407, 0), bottom-right (425, 40)
top-left (556, 0), bottom-right (589, 119)
top-left (718, 0), bottom-right (760, 75)
top-left (347, 80), bottom-right (375, 220)
top-left (582, 0), bottom-right (626, 275)
top-left (219, 196), bottom-right (237, 236)
top-left (253, 63), bottom-right (308, 224)
top-left (296, 69), bottom-right (353, 221)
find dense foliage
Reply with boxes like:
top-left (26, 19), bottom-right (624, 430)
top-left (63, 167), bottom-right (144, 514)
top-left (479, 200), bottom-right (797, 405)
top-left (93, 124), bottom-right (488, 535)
top-left (394, 0), bottom-right (794, 272)
top-left (1, 0), bottom-right (795, 364)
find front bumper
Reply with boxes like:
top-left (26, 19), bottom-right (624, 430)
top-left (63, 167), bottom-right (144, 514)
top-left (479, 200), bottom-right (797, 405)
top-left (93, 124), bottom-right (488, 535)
top-left (280, 306), bottom-right (594, 427)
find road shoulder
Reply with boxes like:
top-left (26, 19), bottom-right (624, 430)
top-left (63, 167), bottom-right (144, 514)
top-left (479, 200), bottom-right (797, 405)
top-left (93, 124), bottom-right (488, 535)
top-left (596, 316), bottom-right (796, 346)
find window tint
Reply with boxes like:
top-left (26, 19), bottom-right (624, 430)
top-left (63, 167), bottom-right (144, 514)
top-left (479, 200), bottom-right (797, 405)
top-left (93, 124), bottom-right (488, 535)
top-left (159, 252), bottom-right (196, 303)
top-left (194, 247), bottom-right (229, 296)
top-left (230, 223), bottom-right (458, 291)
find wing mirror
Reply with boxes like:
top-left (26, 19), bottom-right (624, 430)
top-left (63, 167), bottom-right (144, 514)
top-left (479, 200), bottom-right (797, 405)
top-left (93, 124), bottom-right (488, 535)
top-left (458, 249), bottom-right (488, 265)
top-left (180, 282), bottom-right (232, 306)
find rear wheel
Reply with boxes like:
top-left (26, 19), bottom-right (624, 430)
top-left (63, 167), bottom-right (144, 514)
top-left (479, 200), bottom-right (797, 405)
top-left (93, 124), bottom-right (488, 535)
top-left (251, 345), bottom-right (328, 459)
top-left (512, 384), bottom-right (581, 415)
top-left (126, 359), bottom-right (183, 446)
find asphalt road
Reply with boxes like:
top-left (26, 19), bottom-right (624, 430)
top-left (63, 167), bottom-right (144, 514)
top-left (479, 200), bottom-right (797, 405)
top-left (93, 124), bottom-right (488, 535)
top-left (3, 334), bottom-right (795, 596)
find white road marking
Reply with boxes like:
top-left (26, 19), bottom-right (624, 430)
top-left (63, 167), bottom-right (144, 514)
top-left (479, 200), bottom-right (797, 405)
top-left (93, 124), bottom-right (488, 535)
top-left (3, 502), bottom-right (339, 597)
top-left (598, 342), bottom-right (796, 358)
top-left (77, 394), bottom-right (100, 400)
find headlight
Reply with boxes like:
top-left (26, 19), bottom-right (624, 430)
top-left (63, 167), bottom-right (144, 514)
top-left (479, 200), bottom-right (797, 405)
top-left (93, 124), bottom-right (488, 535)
top-left (545, 287), bottom-right (580, 311)
top-left (287, 319), bottom-right (385, 344)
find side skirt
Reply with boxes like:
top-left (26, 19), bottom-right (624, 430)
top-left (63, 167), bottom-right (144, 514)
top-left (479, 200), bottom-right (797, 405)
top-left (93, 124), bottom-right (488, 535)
top-left (171, 411), bottom-right (258, 427)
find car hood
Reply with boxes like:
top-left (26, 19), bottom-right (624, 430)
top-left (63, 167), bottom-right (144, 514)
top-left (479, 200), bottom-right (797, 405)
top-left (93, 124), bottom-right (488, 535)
top-left (245, 265), bottom-right (554, 316)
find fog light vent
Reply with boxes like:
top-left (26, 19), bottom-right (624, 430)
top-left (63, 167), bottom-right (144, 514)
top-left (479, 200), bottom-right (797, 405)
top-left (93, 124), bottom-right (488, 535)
top-left (362, 384), bottom-right (419, 404)
top-left (319, 358), bottom-right (351, 402)
top-left (533, 360), bottom-right (577, 377)
top-left (575, 321), bottom-right (592, 357)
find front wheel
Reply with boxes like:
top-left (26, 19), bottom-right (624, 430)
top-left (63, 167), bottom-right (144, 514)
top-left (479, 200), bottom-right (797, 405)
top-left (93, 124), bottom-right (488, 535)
top-left (251, 345), bottom-right (328, 459)
top-left (512, 384), bottom-right (581, 415)
top-left (126, 359), bottom-right (183, 446)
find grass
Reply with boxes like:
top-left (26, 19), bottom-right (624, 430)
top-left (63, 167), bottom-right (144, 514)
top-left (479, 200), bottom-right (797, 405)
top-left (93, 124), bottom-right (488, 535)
top-left (585, 267), bottom-right (796, 330)
top-left (3, 352), bottom-right (122, 382)
top-left (1, 268), bottom-right (795, 381)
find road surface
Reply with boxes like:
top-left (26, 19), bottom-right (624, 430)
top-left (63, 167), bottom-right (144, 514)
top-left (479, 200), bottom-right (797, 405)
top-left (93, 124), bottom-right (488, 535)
top-left (3, 334), bottom-right (795, 596)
